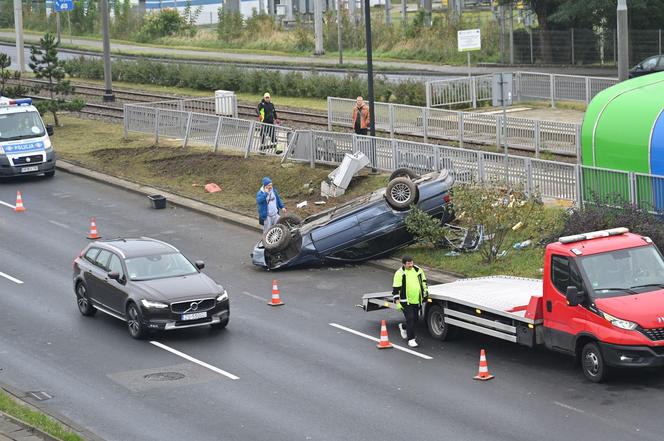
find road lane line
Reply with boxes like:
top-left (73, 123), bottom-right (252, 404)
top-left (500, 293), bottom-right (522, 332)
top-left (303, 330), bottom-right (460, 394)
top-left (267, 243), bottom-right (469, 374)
top-left (0, 200), bottom-right (15, 210)
top-left (149, 341), bottom-right (239, 380)
top-left (329, 323), bottom-right (433, 360)
top-left (48, 220), bottom-right (76, 231)
top-left (554, 401), bottom-right (585, 414)
top-left (241, 291), bottom-right (267, 302)
top-left (0, 271), bottom-right (23, 284)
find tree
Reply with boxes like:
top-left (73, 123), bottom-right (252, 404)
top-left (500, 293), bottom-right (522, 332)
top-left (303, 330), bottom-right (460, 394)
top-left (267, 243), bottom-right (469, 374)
top-left (0, 53), bottom-right (10, 96)
top-left (29, 33), bottom-right (83, 126)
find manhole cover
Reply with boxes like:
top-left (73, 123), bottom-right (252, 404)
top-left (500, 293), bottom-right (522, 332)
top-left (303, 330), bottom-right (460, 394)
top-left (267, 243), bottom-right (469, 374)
top-left (144, 372), bottom-right (185, 382)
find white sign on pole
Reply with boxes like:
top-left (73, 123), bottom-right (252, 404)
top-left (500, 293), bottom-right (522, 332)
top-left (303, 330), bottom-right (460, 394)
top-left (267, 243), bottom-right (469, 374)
top-left (457, 29), bottom-right (481, 52)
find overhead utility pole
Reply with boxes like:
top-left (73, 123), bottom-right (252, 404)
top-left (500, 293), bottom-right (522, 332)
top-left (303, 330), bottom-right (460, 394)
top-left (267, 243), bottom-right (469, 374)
top-left (100, 0), bottom-right (115, 101)
top-left (14, 0), bottom-right (25, 73)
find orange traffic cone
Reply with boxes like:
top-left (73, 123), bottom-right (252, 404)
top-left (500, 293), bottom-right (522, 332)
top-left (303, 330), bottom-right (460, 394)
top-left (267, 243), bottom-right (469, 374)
top-left (473, 349), bottom-right (494, 381)
top-left (87, 217), bottom-right (101, 240)
top-left (376, 319), bottom-right (393, 349)
top-left (267, 279), bottom-right (284, 306)
top-left (14, 191), bottom-right (26, 212)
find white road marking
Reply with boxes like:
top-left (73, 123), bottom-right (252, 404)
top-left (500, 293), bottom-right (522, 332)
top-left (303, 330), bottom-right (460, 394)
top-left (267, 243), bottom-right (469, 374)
top-left (554, 401), bottom-right (585, 414)
top-left (0, 200), bottom-right (16, 210)
top-left (149, 341), bottom-right (239, 380)
top-left (329, 323), bottom-right (433, 360)
top-left (241, 291), bottom-right (267, 302)
top-left (48, 220), bottom-right (75, 231)
top-left (0, 271), bottom-right (23, 284)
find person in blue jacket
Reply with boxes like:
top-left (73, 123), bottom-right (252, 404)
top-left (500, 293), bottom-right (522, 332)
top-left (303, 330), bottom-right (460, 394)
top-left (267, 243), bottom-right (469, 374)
top-left (256, 177), bottom-right (286, 233)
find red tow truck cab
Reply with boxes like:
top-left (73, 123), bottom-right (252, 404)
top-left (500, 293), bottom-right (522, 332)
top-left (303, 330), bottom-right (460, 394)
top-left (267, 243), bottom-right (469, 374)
top-left (363, 228), bottom-right (664, 382)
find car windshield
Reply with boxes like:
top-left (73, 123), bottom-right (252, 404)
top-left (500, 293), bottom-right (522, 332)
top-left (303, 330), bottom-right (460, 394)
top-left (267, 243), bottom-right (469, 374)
top-left (577, 245), bottom-right (664, 299)
top-left (125, 253), bottom-right (197, 281)
top-left (0, 111), bottom-right (45, 141)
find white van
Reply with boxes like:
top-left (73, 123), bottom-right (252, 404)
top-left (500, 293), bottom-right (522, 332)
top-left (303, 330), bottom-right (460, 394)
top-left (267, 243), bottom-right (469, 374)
top-left (0, 97), bottom-right (56, 178)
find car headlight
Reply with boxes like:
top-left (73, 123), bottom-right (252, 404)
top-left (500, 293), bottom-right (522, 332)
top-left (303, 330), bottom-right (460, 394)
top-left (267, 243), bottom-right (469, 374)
top-left (141, 299), bottom-right (169, 309)
top-left (601, 311), bottom-right (638, 330)
top-left (216, 290), bottom-right (228, 302)
top-left (43, 138), bottom-right (52, 151)
top-left (0, 145), bottom-right (4, 155)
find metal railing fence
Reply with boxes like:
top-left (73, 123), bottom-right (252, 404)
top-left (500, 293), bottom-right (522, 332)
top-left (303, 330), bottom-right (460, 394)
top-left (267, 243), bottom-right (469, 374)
top-left (328, 97), bottom-right (581, 157)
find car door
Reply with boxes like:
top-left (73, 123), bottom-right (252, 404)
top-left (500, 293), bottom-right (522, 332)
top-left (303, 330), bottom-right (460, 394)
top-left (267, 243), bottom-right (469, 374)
top-left (634, 56), bottom-right (660, 77)
top-left (104, 253), bottom-right (129, 314)
top-left (89, 249), bottom-right (112, 310)
top-left (310, 214), bottom-right (362, 254)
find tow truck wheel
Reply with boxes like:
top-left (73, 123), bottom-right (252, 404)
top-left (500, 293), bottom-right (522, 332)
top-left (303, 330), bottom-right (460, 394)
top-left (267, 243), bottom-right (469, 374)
top-left (426, 304), bottom-right (455, 341)
top-left (581, 342), bottom-right (609, 383)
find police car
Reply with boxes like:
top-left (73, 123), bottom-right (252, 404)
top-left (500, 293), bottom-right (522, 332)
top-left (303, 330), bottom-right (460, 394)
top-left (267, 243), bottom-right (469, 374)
top-left (0, 97), bottom-right (56, 178)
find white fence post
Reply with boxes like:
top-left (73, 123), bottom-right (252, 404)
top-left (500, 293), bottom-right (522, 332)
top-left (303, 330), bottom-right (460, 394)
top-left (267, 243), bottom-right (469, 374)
top-left (477, 151), bottom-right (485, 182)
top-left (123, 104), bottom-right (129, 139)
top-left (154, 108), bottom-right (160, 144)
top-left (458, 112), bottom-right (464, 148)
top-left (585, 76), bottom-right (591, 104)
top-left (309, 132), bottom-right (316, 168)
top-left (575, 164), bottom-right (583, 207)
top-left (389, 104), bottom-right (395, 137)
top-left (213, 117), bottom-right (222, 152)
top-left (629, 172), bottom-right (637, 206)
top-left (471, 76), bottom-right (477, 109)
top-left (244, 121), bottom-right (255, 158)
top-left (182, 112), bottom-right (193, 148)
top-left (575, 125), bottom-right (582, 162)
top-left (422, 107), bottom-right (429, 143)
top-left (426, 82), bottom-right (432, 108)
top-left (534, 120), bottom-right (541, 158)
top-left (391, 139), bottom-right (398, 170)
top-left (495, 115), bottom-right (501, 148)
top-left (525, 158), bottom-right (533, 196)
top-left (327, 97), bottom-right (332, 131)
top-left (550, 74), bottom-right (556, 108)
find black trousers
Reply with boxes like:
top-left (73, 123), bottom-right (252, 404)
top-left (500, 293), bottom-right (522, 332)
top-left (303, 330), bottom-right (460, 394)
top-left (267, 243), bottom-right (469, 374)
top-left (260, 123), bottom-right (276, 145)
top-left (401, 304), bottom-right (420, 340)
top-left (355, 128), bottom-right (368, 136)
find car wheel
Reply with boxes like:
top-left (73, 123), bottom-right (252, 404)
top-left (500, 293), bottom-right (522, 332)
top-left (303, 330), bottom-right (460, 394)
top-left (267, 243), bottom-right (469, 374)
top-left (211, 315), bottom-right (229, 330)
top-left (277, 213), bottom-right (302, 228)
top-left (386, 177), bottom-right (417, 210)
top-left (426, 304), bottom-right (456, 340)
top-left (581, 342), bottom-right (609, 383)
top-left (263, 224), bottom-right (291, 252)
top-left (389, 167), bottom-right (419, 182)
top-left (75, 282), bottom-right (96, 317)
top-left (126, 302), bottom-right (146, 340)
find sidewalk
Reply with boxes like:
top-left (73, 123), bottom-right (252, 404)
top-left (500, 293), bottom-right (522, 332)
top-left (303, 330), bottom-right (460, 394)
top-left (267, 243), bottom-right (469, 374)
top-left (0, 31), bottom-right (618, 77)
top-left (0, 413), bottom-right (50, 441)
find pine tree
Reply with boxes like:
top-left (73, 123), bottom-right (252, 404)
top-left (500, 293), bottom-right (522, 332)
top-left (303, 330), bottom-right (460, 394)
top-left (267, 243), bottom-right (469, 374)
top-left (29, 33), bottom-right (83, 126)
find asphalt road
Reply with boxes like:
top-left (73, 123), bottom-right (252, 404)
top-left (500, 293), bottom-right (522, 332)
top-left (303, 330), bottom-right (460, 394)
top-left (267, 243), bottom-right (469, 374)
top-left (0, 172), bottom-right (663, 441)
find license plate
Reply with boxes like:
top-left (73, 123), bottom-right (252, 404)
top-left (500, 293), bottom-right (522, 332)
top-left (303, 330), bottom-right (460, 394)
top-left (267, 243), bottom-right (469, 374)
top-left (21, 166), bottom-right (38, 173)
top-left (181, 311), bottom-right (207, 321)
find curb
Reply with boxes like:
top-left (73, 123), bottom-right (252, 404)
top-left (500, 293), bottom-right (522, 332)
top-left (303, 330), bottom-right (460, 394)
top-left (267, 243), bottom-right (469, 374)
top-left (0, 383), bottom-right (105, 441)
top-left (55, 160), bottom-right (460, 283)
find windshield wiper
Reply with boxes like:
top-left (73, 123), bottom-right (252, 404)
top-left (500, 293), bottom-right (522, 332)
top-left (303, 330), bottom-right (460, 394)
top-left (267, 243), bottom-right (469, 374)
top-left (630, 283), bottom-right (664, 290)
top-left (594, 287), bottom-right (638, 295)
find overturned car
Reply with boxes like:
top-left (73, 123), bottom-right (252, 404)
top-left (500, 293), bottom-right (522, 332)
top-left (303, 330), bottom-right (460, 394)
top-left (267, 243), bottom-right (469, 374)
top-left (251, 168), bottom-right (455, 270)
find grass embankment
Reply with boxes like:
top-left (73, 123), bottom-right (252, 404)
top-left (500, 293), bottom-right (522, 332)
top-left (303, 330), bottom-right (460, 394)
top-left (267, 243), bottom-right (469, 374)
top-left (0, 389), bottom-right (83, 441)
top-left (52, 115), bottom-right (564, 278)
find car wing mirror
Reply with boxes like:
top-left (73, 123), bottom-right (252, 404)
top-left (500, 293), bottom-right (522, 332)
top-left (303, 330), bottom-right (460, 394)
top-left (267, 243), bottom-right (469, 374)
top-left (108, 271), bottom-right (120, 281)
top-left (565, 286), bottom-right (584, 306)
top-left (195, 260), bottom-right (205, 270)
top-left (46, 124), bottom-right (54, 136)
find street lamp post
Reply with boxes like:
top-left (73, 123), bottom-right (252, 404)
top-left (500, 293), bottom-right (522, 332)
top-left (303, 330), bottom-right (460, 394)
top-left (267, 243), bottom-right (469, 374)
top-left (364, 0), bottom-right (377, 173)
top-left (100, 0), bottom-right (115, 102)
top-left (13, 0), bottom-right (25, 73)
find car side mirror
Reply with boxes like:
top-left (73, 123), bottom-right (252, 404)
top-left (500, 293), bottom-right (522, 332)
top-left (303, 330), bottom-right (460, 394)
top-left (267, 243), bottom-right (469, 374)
top-left (195, 260), bottom-right (205, 270)
top-left (46, 124), bottom-right (54, 136)
top-left (108, 271), bottom-right (120, 281)
top-left (565, 286), bottom-right (584, 306)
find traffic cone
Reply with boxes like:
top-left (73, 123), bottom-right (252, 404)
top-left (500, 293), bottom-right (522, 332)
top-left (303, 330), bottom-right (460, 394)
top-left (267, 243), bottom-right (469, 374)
top-left (267, 279), bottom-right (284, 306)
top-left (14, 191), bottom-right (26, 212)
top-left (473, 349), bottom-right (494, 381)
top-left (376, 320), bottom-right (393, 349)
top-left (87, 217), bottom-right (101, 240)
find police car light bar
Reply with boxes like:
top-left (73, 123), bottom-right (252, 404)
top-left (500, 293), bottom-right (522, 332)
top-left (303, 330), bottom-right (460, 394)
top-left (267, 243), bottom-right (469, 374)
top-left (0, 98), bottom-right (32, 107)
top-left (558, 227), bottom-right (629, 244)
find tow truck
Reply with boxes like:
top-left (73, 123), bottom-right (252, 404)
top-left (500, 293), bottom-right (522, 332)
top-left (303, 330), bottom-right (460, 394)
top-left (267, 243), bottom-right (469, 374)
top-left (0, 98), bottom-right (56, 178)
top-left (363, 228), bottom-right (664, 382)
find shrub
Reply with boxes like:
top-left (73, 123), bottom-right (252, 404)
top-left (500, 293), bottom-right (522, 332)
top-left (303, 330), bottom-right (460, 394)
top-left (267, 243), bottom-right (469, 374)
top-left (405, 206), bottom-right (448, 247)
top-left (217, 9), bottom-right (243, 42)
top-left (136, 9), bottom-right (186, 42)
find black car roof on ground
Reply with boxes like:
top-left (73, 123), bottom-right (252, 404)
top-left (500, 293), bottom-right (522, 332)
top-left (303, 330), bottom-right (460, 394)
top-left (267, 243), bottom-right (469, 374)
top-left (96, 238), bottom-right (179, 258)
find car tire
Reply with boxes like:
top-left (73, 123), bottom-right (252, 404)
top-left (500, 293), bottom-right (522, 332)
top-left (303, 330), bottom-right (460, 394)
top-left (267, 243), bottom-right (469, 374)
top-left (389, 167), bottom-right (419, 182)
top-left (211, 315), bottom-right (229, 330)
top-left (581, 342), bottom-right (609, 383)
top-left (426, 304), bottom-right (456, 341)
top-left (75, 282), bottom-right (96, 317)
top-left (386, 177), bottom-right (417, 210)
top-left (44, 170), bottom-right (55, 178)
top-left (263, 224), bottom-right (291, 252)
top-left (277, 213), bottom-right (302, 228)
top-left (126, 302), bottom-right (146, 340)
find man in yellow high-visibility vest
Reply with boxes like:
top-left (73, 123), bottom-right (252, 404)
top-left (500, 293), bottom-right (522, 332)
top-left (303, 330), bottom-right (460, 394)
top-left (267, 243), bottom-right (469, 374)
top-left (392, 255), bottom-right (428, 347)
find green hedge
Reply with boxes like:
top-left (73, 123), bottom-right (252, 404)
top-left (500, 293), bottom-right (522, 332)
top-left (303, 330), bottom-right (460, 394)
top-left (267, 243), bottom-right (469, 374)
top-left (63, 57), bottom-right (427, 106)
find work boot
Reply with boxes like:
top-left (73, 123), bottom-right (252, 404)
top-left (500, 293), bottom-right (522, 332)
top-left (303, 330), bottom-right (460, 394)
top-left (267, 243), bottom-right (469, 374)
top-left (408, 339), bottom-right (418, 348)
top-left (398, 323), bottom-right (407, 340)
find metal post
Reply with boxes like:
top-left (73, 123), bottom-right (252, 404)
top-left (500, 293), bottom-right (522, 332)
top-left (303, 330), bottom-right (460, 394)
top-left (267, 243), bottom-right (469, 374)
top-left (617, 0), bottom-right (629, 81)
top-left (314, 0), bottom-right (324, 55)
top-left (56, 11), bottom-right (61, 45)
top-left (529, 29), bottom-right (533, 64)
top-left (575, 164), bottom-right (583, 207)
top-left (100, 0), bottom-right (115, 101)
top-left (391, 139), bottom-right (398, 170)
top-left (154, 109), bottom-right (160, 144)
top-left (585, 77), bottom-right (591, 104)
top-left (422, 108), bottom-right (429, 143)
top-left (571, 28), bottom-right (575, 65)
top-left (629, 172), bottom-right (637, 205)
top-left (425, 82), bottom-right (432, 108)
top-left (458, 112), bottom-right (464, 148)
top-left (471, 76), bottom-right (477, 108)
top-left (388, 104), bottom-right (395, 138)
top-left (13, 0), bottom-right (24, 73)
top-left (575, 124), bottom-right (582, 163)
top-left (477, 151), bottom-right (485, 182)
top-left (245, 121), bottom-right (256, 158)
top-left (495, 115), bottom-right (501, 148)
top-left (337, 9), bottom-right (343, 64)
top-left (423, 0), bottom-right (432, 27)
top-left (213, 118), bottom-right (223, 152)
top-left (348, 0), bottom-right (356, 25)
top-left (401, 0), bottom-right (407, 25)
top-left (327, 97), bottom-right (333, 131)
top-left (182, 113), bottom-right (193, 148)
top-left (550, 74), bottom-right (555, 108)
top-left (525, 158), bottom-right (533, 196)
top-left (123, 104), bottom-right (129, 139)
top-left (467, 52), bottom-right (471, 78)
top-left (534, 120), bottom-right (540, 158)
top-left (659, 29), bottom-right (662, 55)
top-left (365, 0), bottom-right (377, 173)
top-left (268, 0), bottom-right (275, 15)
top-left (386, 0), bottom-right (391, 25)
top-left (309, 131), bottom-right (316, 168)
top-left (509, 3), bottom-right (514, 65)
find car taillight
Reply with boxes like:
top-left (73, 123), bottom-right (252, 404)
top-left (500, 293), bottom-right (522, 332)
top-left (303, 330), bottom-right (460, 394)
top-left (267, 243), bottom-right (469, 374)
top-left (443, 194), bottom-right (451, 204)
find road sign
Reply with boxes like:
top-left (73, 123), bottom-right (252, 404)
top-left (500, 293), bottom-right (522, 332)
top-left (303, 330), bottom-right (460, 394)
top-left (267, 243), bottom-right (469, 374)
top-left (457, 29), bottom-right (481, 52)
top-left (54, 0), bottom-right (74, 13)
